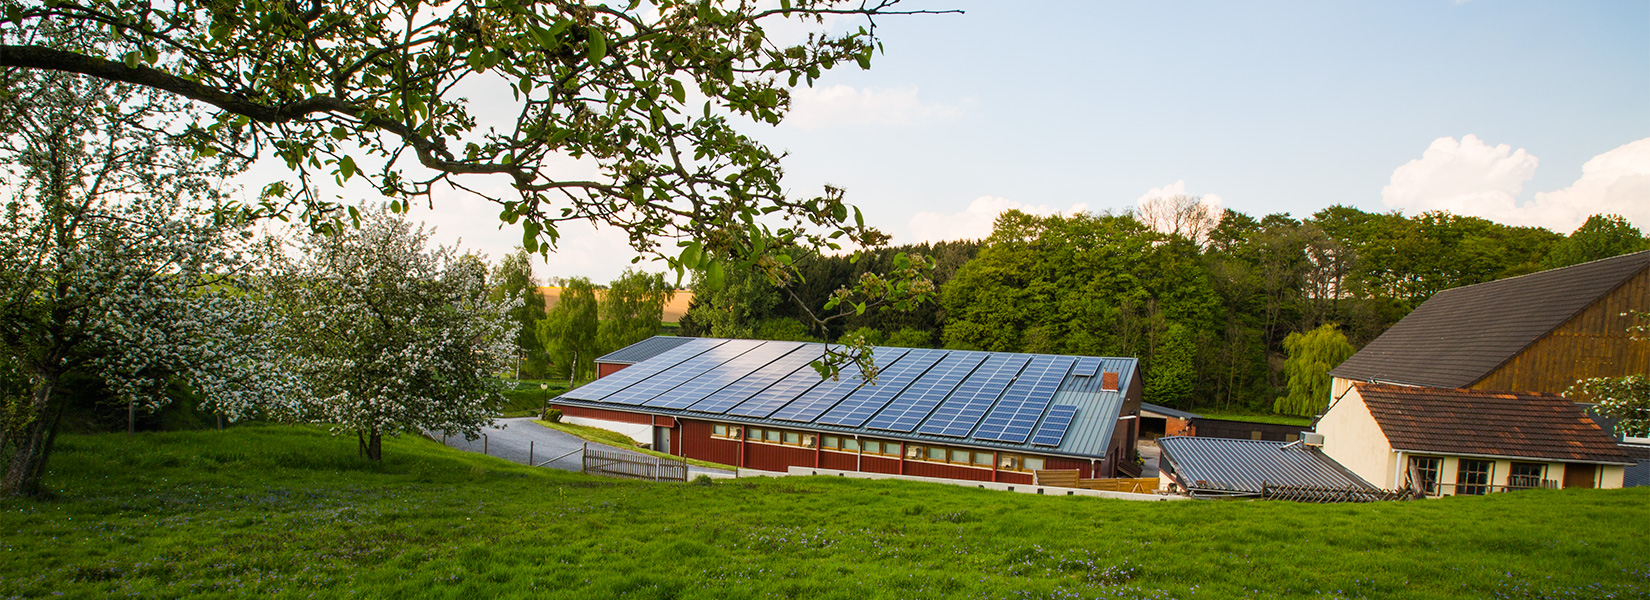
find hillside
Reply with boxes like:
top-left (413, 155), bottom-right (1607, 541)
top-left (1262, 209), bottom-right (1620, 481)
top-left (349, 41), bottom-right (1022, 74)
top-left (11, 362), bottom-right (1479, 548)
top-left (2, 426), bottom-right (1645, 599)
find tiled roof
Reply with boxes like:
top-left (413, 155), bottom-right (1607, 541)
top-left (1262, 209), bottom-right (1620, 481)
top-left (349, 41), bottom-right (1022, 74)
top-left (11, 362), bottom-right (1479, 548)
top-left (1330, 250), bottom-right (1650, 388)
top-left (1355, 383), bottom-right (1633, 464)
top-left (1157, 436), bottom-right (1379, 496)
top-left (594, 336), bottom-right (695, 364)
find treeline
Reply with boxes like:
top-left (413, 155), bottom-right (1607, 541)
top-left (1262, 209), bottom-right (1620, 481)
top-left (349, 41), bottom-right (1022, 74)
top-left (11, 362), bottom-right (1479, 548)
top-left (680, 205), bottom-right (1649, 413)
top-left (494, 255), bottom-right (677, 383)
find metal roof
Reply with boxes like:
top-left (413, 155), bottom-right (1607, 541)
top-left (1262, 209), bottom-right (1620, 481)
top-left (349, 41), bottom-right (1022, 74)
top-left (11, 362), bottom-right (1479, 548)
top-left (1157, 436), bottom-right (1380, 497)
top-left (1624, 445), bottom-right (1650, 488)
top-left (1140, 402), bottom-right (1201, 420)
top-left (557, 337), bottom-right (1139, 460)
top-left (593, 336), bottom-right (696, 365)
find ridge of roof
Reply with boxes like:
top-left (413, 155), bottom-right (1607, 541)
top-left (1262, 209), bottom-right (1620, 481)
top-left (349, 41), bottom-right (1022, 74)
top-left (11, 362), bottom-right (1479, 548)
top-left (1330, 250), bottom-right (1650, 388)
top-left (1353, 383), bottom-right (1633, 464)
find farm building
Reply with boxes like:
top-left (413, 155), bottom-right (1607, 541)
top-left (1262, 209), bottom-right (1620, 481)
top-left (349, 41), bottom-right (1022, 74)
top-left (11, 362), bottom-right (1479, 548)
top-left (553, 337), bottom-right (1144, 483)
top-left (1316, 383), bottom-right (1633, 494)
top-left (1328, 249), bottom-right (1650, 404)
top-left (1156, 436), bottom-right (1387, 500)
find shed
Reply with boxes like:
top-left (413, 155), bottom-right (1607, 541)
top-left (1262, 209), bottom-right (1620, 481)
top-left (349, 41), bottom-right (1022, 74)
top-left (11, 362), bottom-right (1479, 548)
top-left (1156, 436), bottom-right (1382, 499)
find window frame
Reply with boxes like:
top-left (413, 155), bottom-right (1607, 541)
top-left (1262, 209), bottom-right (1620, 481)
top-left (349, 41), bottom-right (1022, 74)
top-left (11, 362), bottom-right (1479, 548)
top-left (1409, 456), bottom-right (1442, 496)
top-left (1456, 459), bottom-right (1493, 496)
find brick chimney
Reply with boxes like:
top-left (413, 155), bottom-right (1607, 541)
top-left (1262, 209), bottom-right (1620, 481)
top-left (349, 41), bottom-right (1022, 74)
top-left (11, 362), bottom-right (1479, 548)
top-left (1101, 372), bottom-right (1120, 392)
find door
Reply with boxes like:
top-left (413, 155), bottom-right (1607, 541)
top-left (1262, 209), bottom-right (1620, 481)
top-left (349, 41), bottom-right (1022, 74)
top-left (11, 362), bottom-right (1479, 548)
top-left (1562, 463), bottom-right (1596, 489)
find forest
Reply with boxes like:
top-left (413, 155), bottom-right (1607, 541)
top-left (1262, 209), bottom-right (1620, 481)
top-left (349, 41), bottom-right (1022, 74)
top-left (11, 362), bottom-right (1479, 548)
top-left (675, 202), bottom-right (1649, 415)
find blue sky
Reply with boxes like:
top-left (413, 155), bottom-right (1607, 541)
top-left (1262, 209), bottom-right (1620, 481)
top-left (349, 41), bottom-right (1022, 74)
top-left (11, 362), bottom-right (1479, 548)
top-left (260, 1), bottom-right (1649, 283)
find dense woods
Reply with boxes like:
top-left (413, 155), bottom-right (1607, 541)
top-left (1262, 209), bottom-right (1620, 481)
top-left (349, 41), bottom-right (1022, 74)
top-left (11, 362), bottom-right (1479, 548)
top-left (680, 204), bottom-right (1648, 413)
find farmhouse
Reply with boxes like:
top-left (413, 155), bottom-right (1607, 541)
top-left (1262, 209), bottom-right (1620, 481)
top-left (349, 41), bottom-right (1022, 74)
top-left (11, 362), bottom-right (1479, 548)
top-left (1316, 383), bottom-right (1633, 494)
top-left (1328, 249), bottom-right (1650, 403)
top-left (554, 337), bottom-right (1144, 483)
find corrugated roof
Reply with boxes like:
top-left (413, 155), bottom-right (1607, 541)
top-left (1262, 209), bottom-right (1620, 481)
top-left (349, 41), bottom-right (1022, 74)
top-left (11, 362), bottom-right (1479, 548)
top-left (1622, 445), bottom-right (1650, 488)
top-left (1355, 383), bottom-right (1634, 464)
top-left (557, 338), bottom-right (1138, 460)
top-left (594, 336), bottom-right (695, 364)
top-left (1330, 250), bottom-right (1650, 388)
top-left (1158, 436), bottom-right (1379, 496)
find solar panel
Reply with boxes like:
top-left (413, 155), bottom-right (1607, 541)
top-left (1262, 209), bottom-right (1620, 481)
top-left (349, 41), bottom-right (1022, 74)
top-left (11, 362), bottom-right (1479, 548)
top-left (557, 338), bottom-right (726, 401)
top-left (864, 351), bottom-right (987, 433)
top-left (916, 354), bottom-right (1031, 438)
top-left (816, 348), bottom-right (948, 428)
top-left (597, 339), bottom-right (765, 405)
top-left (643, 341), bottom-right (805, 409)
top-left (1030, 405), bottom-right (1078, 447)
top-left (1072, 358), bottom-right (1101, 378)
top-left (686, 344), bottom-right (824, 414)
top-left (973, 355), bottom-right (1077, 443)
top-left (767, 347), bottom-right (911, 423)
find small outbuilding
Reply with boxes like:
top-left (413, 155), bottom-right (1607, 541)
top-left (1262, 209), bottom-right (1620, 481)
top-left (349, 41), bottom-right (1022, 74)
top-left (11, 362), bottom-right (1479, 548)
top-left (1156, 436), bottom-right (1385, 500)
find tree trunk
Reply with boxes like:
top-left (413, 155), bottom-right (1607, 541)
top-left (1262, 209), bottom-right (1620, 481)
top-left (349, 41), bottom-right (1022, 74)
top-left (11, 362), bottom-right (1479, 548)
top-left (1, 376), bottom-right (61, 497)
top-left (366, 429), bottom-right (382, 461)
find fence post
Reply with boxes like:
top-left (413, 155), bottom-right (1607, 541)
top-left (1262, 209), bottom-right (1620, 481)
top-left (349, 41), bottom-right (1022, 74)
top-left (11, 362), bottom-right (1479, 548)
top-left (483, 433), bottom-right (489, 455)
top-left (529, 441), bottom-right (534, 466)
top-left (581, 442), bottom-right (588, 474)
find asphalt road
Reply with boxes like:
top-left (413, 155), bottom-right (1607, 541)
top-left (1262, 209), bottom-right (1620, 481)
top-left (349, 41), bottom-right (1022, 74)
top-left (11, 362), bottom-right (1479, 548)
top-left (435, 417), bottom-right (734, 478)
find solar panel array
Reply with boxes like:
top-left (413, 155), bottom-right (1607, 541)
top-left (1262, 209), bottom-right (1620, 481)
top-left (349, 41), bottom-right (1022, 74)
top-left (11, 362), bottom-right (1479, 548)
top-left (566, 339), bottom-right (1129, 452)
top-left (1031, 405), bottom-right (1078, 447)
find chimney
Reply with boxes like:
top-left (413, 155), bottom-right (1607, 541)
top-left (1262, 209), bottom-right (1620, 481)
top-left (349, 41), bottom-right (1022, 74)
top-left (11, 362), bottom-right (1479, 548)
top-left (1101, 372), bottom-right (1120, 392)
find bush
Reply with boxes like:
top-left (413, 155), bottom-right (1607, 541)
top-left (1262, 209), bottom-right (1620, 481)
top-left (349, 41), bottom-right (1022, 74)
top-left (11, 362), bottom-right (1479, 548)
top-left (543, 408), bottom-right (563, 423)
top-left (691, 474), bottom-right (713, 486)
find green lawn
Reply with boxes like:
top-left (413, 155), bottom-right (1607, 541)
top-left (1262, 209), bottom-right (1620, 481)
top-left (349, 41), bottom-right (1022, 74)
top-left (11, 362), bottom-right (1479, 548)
top-left (532, 419), bottom-right (738, 471)
top-left (1193, 411), bottom-right (1315, 427)
top-left (2, 426), bottom-right (1646, 599)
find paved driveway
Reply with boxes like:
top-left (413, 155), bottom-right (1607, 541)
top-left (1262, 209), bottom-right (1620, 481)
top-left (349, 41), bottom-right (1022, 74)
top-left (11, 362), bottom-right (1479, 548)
top-left (435, 417), bottom-right (733, 478)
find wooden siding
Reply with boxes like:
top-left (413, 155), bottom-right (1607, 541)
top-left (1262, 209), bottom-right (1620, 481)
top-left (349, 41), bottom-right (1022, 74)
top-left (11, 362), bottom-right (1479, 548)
top-left (1473, 269), bottom-right (1650, 394)
top-left (595, 362), bottom-right (628, 379)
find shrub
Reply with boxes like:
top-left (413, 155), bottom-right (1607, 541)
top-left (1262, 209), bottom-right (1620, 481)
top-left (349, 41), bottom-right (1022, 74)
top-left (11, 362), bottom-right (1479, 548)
top-left (543, 408), bottom-right (563, 423)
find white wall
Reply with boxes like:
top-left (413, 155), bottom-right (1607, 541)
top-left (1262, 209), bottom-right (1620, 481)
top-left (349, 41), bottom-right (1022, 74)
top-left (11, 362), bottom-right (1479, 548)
top-left (1318, 383), bottom-right (1397, 489)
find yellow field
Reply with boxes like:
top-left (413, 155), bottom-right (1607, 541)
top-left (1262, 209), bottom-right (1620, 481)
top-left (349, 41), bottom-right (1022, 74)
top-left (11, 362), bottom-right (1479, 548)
top-left (536, 287), bottom-right (694, 323)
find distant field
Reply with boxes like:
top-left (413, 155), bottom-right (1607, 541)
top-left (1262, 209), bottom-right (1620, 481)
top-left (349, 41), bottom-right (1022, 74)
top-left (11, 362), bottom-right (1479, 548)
top-left (1192, 411), bottom-right (1315, 427)
top-left (2, 426), bottom-right (1645, 599)
top-left (538, 287), bottom-right (693, 323)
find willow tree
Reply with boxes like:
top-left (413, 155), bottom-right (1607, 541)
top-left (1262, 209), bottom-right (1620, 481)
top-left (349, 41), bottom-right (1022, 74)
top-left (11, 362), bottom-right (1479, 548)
top-left (1274, 323), bottom-right (1354, 417)
top-left (538, 277), bottom-right (599, 383)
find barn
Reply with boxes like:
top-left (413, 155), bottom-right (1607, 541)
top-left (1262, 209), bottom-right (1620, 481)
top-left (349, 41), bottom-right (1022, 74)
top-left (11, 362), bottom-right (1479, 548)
top-left (553, 337), bottom-right (1144, 483)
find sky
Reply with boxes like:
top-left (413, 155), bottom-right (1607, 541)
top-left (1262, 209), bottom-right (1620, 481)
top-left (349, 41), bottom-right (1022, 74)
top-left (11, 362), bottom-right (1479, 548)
top-left (243, 1), bottom-right (1650, 283)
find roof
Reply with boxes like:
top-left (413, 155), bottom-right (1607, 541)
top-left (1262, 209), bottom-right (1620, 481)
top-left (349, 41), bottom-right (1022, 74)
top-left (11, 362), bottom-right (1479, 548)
top-left (1354, 383), bottom-right (1634, 465)
top-left (1622, 445), bottom-right (1650, 488)
top-left (594, 336), bottom-right (695, 364)
top-left (1140, 402), bottom-right (1201, 420)
top-left (1157, 436), bottom-right (1380, 497)
top-left (557, 337), bottom-right (1138, 460)
top-left (1330, 250), bottom-right (1650, 388)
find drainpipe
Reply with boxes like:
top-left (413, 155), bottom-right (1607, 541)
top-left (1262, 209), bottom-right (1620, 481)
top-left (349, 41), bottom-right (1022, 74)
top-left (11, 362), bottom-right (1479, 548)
top-left (1393, 451), bottom-right (1405, 491)
top-left (1089, 458), bottom-right (1097, 480)
top-left (898, 442), bottom-right (905, 476)
top-left (992, 451), bottom-right (999, 483)
top-left (854, 434), bottom-right (862, 472)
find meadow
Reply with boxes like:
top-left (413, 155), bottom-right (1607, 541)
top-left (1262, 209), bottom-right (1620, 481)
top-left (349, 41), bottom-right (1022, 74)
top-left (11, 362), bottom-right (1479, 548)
top-left (1, 426), bottom-right (1645, 599)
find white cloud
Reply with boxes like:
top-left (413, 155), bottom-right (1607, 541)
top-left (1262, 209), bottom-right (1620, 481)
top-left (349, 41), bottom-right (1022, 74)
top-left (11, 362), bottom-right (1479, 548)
top-left (1381, 135), bottom-right (1650, 232)
top-left (1133, 180), bottom-right (1224, 215)
top-left (907, 196), bottom-right (1088, 244)
top-left (784, 85), bottom-right (967, 131)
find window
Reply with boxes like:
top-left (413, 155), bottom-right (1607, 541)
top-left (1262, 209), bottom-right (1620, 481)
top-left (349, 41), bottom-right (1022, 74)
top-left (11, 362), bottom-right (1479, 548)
top-left (764, 429), bottom-right (781, 443)
top-left (712, 424), bottom-right (727, 437)
top-left (972, 451), bottom-right (993, 467)
top-left (951, 449), bottom-right (971, 464)
top-left (928, 447), bottom-right (947, 461)
top-left (842, 438), bottom-right (860, 452)
top-left (783, 431), bottom-right (800, 445)
top-left (1457, 459), bottom-right (1493, 496)
top-left (1249, 431), bottom-right (1263, 441)
top-left (1409, 456), bottom-right (1442, 496)
top-left (1509, 463), bottom-right (1546, 490)
top-left (863, 440), bottom-right (882, 455)
top-left (746, 427), bottom-right (761, 441)
top-left (821, 436), bottom-right (839, 450)
top-left (1024, 457), bottom-right (1045, 471)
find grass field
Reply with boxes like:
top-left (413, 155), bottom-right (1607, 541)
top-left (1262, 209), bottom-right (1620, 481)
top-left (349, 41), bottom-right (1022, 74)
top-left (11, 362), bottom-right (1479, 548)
top-left (532, 419), bottom-right (739, 471)
top-left (2, 426), bottom-right (1646, 599)
top-left (1191, 411), bottom-right (1315, 427)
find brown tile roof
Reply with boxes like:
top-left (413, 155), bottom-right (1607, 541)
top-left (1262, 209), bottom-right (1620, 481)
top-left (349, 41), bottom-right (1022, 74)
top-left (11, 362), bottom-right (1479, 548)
top-left (1330, 250), bottom-right (1650, 388)
top-left (1354, 383), bottom-right (1633, 464)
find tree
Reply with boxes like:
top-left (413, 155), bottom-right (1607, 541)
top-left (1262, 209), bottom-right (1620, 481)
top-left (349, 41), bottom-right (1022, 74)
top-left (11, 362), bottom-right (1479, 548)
top-left (1543, 214), bottom-right (1648, 269)
top-left (1145, 323), bottom-right (1196, 408)
top-left (1571, 311), bottom-right (1650, 438)
top-left (1136, 194), bottom-right (1221, 248)
top-left (263, 209), bottom-right (513, 461)
top-left (1274, 324), bottom-right (1354, 417)
top-left (491, 249), bottom-right (549, 379)
top-left (597, 269), bottom-right (674, 355)
top-left (538, 277), bottom-right (599, 383)
top-left (1, 0), bottom-right (947, 277)
top-left (0, 62), bottom-right (296, 495)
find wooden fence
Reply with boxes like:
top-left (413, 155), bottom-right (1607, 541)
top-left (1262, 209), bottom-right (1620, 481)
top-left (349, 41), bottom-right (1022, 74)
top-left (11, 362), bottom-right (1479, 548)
top-left (1035, 470), bottom-right (1159, 494)
top-left (582, 444), bottom-right (689, 482)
